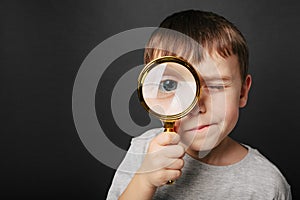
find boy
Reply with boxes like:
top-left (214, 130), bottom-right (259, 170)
top-left (107, 10), bottom-right (291, 199)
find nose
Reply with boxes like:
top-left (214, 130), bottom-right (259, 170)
top-left (189, 88), bottom-right (207, 115)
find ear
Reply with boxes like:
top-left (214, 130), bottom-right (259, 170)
top-left (239, 74), bottom-right (252, 108)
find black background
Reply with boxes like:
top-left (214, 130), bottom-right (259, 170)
top-left (1, 0), bottom-right (300, 199)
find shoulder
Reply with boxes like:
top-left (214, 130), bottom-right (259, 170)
top-left (244, 145), bottom-right (291, 198)
top-left (246, 145), bottom-right (287, 181)
top-left (106, 128), bottom-right (163, 200)
top-left (133, 127), bottom-right (163, 141)
top-left (129, 128), bottom-right (163, 151)
top-left (117, 128), bottom-right (163, 172)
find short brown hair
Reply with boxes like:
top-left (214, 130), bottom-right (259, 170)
top-left (144, 10), bottom-right (249, 82)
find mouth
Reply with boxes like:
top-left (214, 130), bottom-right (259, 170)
top-left (185, 124), bottom-right (211, 132)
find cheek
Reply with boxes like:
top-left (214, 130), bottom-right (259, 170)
top-left (225, 106), bottom-right (239, 128)
top-left (211, 91), bottom-right (240, 133)
top-left (207, 92), bottom-right (227, 122)
top-left (222, 95), bottom-right (240, 132)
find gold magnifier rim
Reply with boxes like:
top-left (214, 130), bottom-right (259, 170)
top-left (137, 56), bottom-right (201, 121)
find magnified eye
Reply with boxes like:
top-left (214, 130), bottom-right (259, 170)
top-left (159, 79), bottom-right (178, 92)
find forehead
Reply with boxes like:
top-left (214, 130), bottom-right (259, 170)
top-left (195, 52), bottom-right (241, 82)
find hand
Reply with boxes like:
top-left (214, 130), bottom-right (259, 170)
top-left (137, 132), bottom-right (185, 188)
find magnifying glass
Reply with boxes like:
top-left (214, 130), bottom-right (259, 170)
top-left (138, 56), bottom-right (201, 131)
top-left (137, 56), bottom-right (201, 183)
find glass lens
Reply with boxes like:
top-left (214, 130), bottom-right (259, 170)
top-left (141, 62), bottom-right (197, 116)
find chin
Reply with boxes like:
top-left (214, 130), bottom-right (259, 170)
top-left (188, 141), bottom-right (215, 152)
top-left (183, 132), bottom-right (223, 153)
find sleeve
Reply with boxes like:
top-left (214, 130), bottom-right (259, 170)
top-left (274, 167), bottom-right (292, 200)
top-left (276, 182), bottom-right (292, 200)
top-left (106, 128), bottom-right (162, 200)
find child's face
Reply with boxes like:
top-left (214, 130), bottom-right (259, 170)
top-left (176, 52), bottom-right (251, 152)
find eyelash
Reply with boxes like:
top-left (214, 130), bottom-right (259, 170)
top-left (205, 85), bottom-right (225, 91)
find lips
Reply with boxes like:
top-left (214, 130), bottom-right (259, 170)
top-left (186, 124), bottom-right (210, 132)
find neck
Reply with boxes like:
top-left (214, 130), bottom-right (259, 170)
top-left (186, 137), bottom-right (248, 166)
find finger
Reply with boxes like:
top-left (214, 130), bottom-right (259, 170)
top-left (158, 169), bottom-right (182, 186)
top-left (174, 120), bottom-right (181, 132)
top-left (161, 145), bottom-right (185, 158)
top-left (155, 132), bottom-right (180, 146)
top-left (165, 158), bottom-right (184, 170)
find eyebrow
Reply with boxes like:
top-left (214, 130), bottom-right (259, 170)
top-left (200, 76), bottom-right (233, 83)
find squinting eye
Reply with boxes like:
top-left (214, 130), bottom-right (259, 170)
top-left (159, 79), bottom-right (178, 92)
top-left (207, 85), bottom-right (224, 90)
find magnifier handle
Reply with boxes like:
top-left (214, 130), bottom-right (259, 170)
top-left (163, 121), bottom-right (176, 133)
top-left (163, 121), bottom-right (177, 185)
